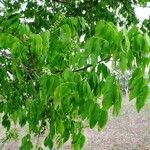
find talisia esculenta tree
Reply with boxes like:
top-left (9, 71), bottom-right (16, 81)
top-left (0, 1), bottom-right (150, 150)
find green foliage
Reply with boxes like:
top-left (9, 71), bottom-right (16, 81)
top-left (129, 68), bottom-right (149, 112)
top-left (5, 128), bottom-right (19, 141)
top-left (1, 0), bottom-right (150, 34)
top-left (20, 135), bottom-right (33, 150)
top-left (0, 1), bottom-right (150, 150)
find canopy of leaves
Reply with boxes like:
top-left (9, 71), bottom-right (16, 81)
top-left (0, 0), bottom-right (150, 149)
top-left (0, 0), bottom-right (150, 33)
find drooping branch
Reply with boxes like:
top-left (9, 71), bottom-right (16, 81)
top-left (54, 56), bottom-right (111, 73)
top-left (52, 0), bottom-right (67, 4)
top-left (73, 56), bottom-right (111, 72)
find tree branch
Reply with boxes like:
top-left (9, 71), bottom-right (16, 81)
top-left (54, 56), bottom-right (111, 73)
top-left (73, 56), bottom-right (111, 72)
top-left (52, 0), bottom-right (67, 4)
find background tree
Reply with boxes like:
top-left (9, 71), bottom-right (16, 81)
top-left (0, 0), bottom-right (150, 149)
top-left (0, 0), bottom-right (149, 32)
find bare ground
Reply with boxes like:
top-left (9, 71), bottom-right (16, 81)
top-left (1, 96), bottom-right (150, 150)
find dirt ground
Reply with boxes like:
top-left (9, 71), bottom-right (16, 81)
top-left (1, 95), bottom-right (150, 150)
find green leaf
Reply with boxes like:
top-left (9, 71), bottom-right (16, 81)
top-left (40, 74), bottom-right (60, 102)
top-left (72, 132), bottom-right (85, 149)
top-left (1, 13), bottom-right (20, 31)
top-left (128, 68), bottom-right (143, 90)
top-left (44, 135), bottom-right (53, 149)
top-left (11, 41), bottom-right (22, 57)
top-left (89, 104), bottom-right (100, 128)
top-left (97, 63), bottom-right (110, 79)
top-left (80, 99), bottom-right (94, 119)
top-left (59, 24), bottom-right (71, 43)
top-left (78, 133), bottom-right (85, 149)
top-left (0, 34), bottom-right (21, 50)
top-left (11, 111), bottom-right (18, 125)
top-left (83, 80), bottom-right (92, 97)
top-left (30, 34), bottom-right (43, 55)
top-left (95, 21), bottom-right (119, 51)
top-left (85, 36), bottom-right (97, 53)
top-left (129, 77), bottom-right (144, 100)
top-left (63, 129), bottom-right (70, 143)
top-left (63, 68), bottom-right (74, 81)
top-left (119, 52), bottom-right (128, 74)
top-left (18, 24), bottom-right (31, 36)
top-left (98, 109), bottom-right (108, 129)
top-left (2, 114), bottom-right (11, 130)
top-left (40, 30), bottom-right (50, 52)
top-left (102, 75), bottom-right (115, 110)
top-left (0, 102), bottom-right (4, 113)
top-left (20, 135), bottom-right (33, 150)
top-left (122, 29), bottom-right (130, 52)
top-left (57, 120), bottom-right (65, 135)
top-left (136, 85), bottom-right (149, 112)
top-left (113, 82), bottom-right (122, 116)
top-left (96, 81), bottom-right (105, 96)
top-left (53, 83), bottom-right (72, 109)
top-left (95, 20), bottom-right (106, 36)
top-left (90, 53), bottom-right (98, 65)
top-left (18, 109), bottom-right (26, 127)
top-left (54, 86), bottom-right (61, 108)
top-left (145, 33), bottom-right (150, 47)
